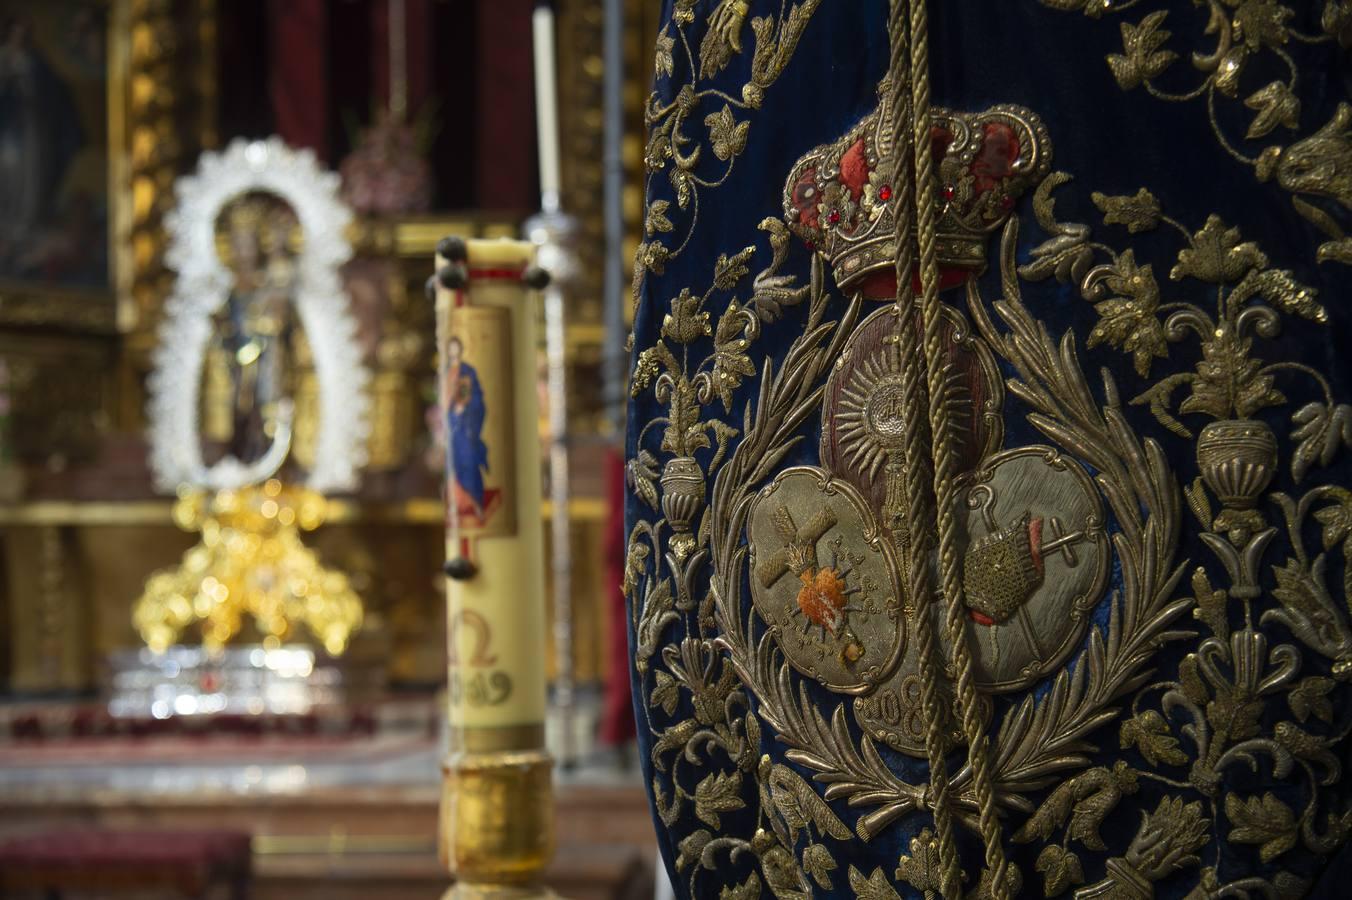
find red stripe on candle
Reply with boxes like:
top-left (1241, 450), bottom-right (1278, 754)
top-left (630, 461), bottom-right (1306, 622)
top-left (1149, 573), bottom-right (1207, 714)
top-left (469, 267), bottom-right (526, 280)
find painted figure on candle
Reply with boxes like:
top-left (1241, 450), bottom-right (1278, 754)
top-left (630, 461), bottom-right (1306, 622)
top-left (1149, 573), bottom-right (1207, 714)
top-left (441, 305), bottom-right (514, 537)
top-left (446, 335), bottom-right (490, 519)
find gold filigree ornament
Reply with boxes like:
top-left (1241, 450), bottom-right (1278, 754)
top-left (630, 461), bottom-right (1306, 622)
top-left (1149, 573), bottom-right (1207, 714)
top-left (632, 12), bottom-right (1352, 900)
top-left (1036, 0), bottom-right (1352, 266)
top-left (133, 480), bottom-right (363, 656)
top-left (634, 1), bottom-right (824, 346)
top-left (633, 80), bottom-right (1198, 900)
top-left (992, 176), bottom-right (1352, 895)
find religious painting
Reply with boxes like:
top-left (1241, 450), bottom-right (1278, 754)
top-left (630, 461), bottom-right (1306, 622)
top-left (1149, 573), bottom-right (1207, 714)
top-left (0, 0), bottom-right (119, 330)
top-left (443, 305), bottom-right (516, 538)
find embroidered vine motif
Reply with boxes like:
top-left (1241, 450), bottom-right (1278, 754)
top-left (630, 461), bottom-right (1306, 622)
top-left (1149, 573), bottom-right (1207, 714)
top-left (1022, 174), bottom-right (1348, 537)
top-left (634, 1), bottom-right (823, 350)
top-left (997, 181), bottom-right (1352, 896)
top-left (630, 14), bottom-right (1351, 899)
top-left (1035, 0), bottom-right (1352, 266)
top-left (630, 183), bottom-right (1352, 897)
top-left (631, 237), bottom-right (860, 899)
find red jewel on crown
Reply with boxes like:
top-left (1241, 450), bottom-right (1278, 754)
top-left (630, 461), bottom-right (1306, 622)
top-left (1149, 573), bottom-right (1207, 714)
top-left (781, 81), bottom-right (1051, 298)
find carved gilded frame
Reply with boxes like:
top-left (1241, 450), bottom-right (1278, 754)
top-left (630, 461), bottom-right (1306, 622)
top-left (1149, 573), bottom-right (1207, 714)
top-left (0, 0), bottom-right (214, 335)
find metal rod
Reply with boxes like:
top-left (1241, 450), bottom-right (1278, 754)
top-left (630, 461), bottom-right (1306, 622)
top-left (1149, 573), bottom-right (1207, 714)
top-left (529, 1), bottom-right (577, 769)
top-left (544, 269), bottom-right (573, 768)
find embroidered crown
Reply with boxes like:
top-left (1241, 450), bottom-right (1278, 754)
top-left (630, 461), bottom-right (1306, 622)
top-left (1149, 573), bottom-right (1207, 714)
top-left (783, 85), bottom-right (1051, 293)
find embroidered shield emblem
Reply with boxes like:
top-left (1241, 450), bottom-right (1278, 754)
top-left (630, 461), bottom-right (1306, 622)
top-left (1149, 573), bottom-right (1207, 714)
top-left (747, 467), bottom-right (906, 694)
top-left (957, 446), bottom-right (1110, 692)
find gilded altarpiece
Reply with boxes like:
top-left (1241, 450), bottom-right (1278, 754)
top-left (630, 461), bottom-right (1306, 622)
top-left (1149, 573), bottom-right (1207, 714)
top-left (0, 0), bottom-right (655, 697)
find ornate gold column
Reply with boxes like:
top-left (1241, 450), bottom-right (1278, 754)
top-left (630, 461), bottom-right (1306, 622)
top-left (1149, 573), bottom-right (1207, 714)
top-left (431, 237), bottom-right (556, 899)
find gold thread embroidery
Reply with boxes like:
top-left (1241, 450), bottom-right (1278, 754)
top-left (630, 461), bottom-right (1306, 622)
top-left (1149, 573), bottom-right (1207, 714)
top-left (631, 1), bottom-right (824, 349)
top-left (1036, 0), bottom-right (1352, 266)
top-left (630, 10), bottom-right (1352, 900)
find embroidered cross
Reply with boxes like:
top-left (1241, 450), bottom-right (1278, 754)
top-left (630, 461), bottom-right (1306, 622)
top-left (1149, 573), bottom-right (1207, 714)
top-left (1038, 517), bottom-right (1084, 567)
top-left (755, 504), bottom-right (838, 588)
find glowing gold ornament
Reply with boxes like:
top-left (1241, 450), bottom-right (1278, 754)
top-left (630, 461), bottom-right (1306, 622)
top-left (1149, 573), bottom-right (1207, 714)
top-left (133, 480), bottom-right (363, 656)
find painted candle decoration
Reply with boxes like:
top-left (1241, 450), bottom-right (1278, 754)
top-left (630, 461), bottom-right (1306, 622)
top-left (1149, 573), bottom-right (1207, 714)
top-left (431, 237), bottom-right (548, 746)
top-left (432, 237), bottom-right (554, 893)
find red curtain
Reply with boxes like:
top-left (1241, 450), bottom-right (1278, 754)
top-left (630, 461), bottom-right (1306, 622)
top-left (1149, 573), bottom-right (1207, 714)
top-left (474, 0), bottom-right (536, 212)
top-left (268, 0), bottom-right (329, 158)
top-left (266, 0), bottom-right (536, 213)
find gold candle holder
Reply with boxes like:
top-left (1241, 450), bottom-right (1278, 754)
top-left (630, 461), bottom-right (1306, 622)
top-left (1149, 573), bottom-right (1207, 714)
top-left (431, 237), bottom-right (556, 899)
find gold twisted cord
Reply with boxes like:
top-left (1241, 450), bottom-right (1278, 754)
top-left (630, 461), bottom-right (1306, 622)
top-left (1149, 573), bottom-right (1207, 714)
top-left (907, 0), bottom-right (1010, 895)
top-left (885, 2), bottom-right (963, 897)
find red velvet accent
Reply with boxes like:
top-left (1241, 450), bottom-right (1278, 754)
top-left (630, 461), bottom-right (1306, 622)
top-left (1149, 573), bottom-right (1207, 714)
top-left (1028, 515), bottom-right (1045, 576)
top-left (839, 138), bottom-right (870, 199)
top-left (476, 0), bottom-right (536, 212)
top-left (857, 270), bottom-right (895, 299)
top-left (792, 167), bottom-right (821, 229)
top-left (931, 124), bottom-right (954, 165)
top-left (856, 268), bottom-right (973, 301)
top-left (973, 122), bottom-right (1020, 192)
top-left (599, 447), bottom-right (637, 745)
top-left (269, 0), bottom-right (329, 158)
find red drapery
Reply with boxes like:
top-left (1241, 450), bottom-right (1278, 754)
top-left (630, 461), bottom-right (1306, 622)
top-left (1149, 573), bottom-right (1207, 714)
top-left (268, 0), bottom-right (329, 158)
top-left (266, 0), bottom-right (537, 214)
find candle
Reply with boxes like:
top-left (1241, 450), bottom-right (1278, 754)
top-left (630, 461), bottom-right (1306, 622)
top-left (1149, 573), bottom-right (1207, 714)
top-left (532, 5), bottom-right (562, 211)
top-left (432, 238), bottom-right (554, 893)
top-left (434, 238), bottom-right (547, 745)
